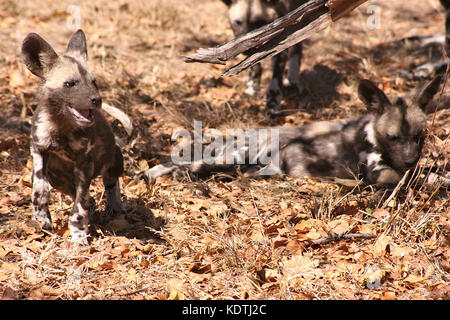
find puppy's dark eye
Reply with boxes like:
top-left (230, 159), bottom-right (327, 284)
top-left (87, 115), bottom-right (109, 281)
top-left (387, 134), bottom-right (399, 142)
top-left (92, 79), bottom-right (97, 88)
top-left (64, 80), bottom-right (76, 88)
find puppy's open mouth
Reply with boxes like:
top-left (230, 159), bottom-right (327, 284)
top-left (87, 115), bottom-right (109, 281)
top-left (67, 105), bottom-right (94, 123)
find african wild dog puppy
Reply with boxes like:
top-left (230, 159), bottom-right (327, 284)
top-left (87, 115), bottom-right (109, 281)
top-left (143, 77), bottom-right (443, 186)
top-left (409, 0), bottom-right (450, 77)
top-left (221, 0), bottom-right (307, 114)
top-left (22, 29), bottom-right (126, 244)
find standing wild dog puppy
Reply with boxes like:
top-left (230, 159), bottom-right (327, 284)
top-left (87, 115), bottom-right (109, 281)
top-left (22, 29), bottom-right (126, 244)
top-left (143, 77), bottom-right (443, 186)
top-left (440, 0), bottom-right (450, 55)
top-left (221, 0), bottom-right (307, 114)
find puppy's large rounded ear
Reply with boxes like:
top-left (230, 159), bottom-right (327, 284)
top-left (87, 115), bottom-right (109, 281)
top-left (22, 33), bottom-right (58, 79)
top-left (416, 75), bottom-right (443, 111)
top-left (358, 79), bottom-right (391, 114)
top-left (66, 29), bottom-right (87, 61)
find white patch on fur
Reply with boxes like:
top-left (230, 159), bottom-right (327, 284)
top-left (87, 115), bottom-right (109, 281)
top-left (364, 122), bottom-right (378, 147)
top-left (244, 80), bottom-right (258, 97)
top-left (30, 145), bottom-right (52, 228)
top-left (368, 152), bottom-right (389, 172)
top-left (31, 146), bottom-right (44, 171)
top-left (143, 164), bottom-right (177, 182)
top-left (33, 110), bottom-right (54, 149)
top-left (70, 229), bottom-right (89, 245)
top-left (366, 152), bottom-right (382, 167)
top-left (250, 0), bottom-right (264, 21)
top-left (359, 151), bottom-right (387, 171)
top-left (228, 0), bottom-right (247, 25)
top-left (44, 60), bottom-right (76, 89)
top-left (69, 202), bottom-right (89, 244)
top-left (31, 151), bottom-right (47, 195)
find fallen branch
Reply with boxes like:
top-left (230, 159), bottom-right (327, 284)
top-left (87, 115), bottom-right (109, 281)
top-left (184, 0), bottom-right (368, 76)
top-left (302, 232), bottom-right (375, 246)
top-left (381, 169), bottom-right (410, 209)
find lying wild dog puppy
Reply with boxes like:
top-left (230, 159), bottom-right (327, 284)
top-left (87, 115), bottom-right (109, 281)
top-left (22, 29), bottom-right (126, 244)
top-left (143, 77), bottom-right (447, 186)
top-left (221, 0), bottom-right (307, 114)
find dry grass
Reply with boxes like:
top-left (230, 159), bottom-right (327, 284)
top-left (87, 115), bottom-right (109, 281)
top-left (0, 0), bottom-right (449, 300)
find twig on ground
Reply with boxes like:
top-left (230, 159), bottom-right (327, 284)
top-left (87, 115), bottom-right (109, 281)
top-left (249, 187), bottom-right (268, 243)
top-left (381, 169), bottom-right (410, 209)
top-left (302, 232), bottom-right (375, 246)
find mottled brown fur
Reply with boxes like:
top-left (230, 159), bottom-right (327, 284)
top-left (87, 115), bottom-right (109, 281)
top-left (23, 29), bottom-right (125, 244)
top-left (143, 77), bottom-right (442, 186)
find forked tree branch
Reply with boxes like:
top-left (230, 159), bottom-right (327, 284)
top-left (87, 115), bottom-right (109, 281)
top-left (184, 0), bottom-right (368, 76)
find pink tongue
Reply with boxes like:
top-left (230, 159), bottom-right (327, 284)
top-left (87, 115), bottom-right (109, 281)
top-left (76, 108), bottom-right (90, 119)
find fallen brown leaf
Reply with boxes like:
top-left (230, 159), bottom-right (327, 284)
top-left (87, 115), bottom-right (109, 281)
top-left (167, 278), bottom-right (187, 300)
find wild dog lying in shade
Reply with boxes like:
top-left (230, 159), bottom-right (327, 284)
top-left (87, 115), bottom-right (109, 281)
top-left (22, 29), bottom-right (126, 244)
top-left (143, 77), bottom-right (448, 187)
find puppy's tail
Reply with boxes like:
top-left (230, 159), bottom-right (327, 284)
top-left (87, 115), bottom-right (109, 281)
top-left (141, 163), bottom-right (179, 183)
top-left (102, 103), bottom-right (133, 136)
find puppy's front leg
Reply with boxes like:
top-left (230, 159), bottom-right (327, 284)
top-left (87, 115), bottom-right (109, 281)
top-left (69, 168), bottom-right (92, 244)
top-left (105, 181), bottom-right (126, 214)
top-left (31, 146), bottom-right (52, 230)
top-left (103, 145), bottom-right (126, 214)
top-left (266, 50), bottom-right (288, 113)
top-left (285, 43), bottom-right (303, 97)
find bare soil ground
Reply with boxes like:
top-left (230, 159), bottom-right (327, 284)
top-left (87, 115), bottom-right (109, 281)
top-left (0, 0), bottom-right (449, 300)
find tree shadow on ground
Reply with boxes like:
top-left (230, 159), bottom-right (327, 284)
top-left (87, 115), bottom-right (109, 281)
top-left (295, 63), bottom-right (347, 110)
